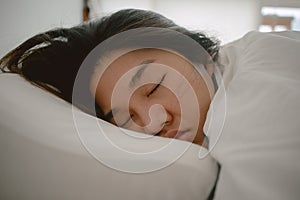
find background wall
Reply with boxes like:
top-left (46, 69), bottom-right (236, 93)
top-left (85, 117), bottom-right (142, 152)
top-left (90, 0), bottom-right (262, 44)
top-left (0, 0), bottom-right (82, 58)
top-left (1, 0), bottom-right (299, 58)
top-left (262, 0), bottom-right (300, 8)
top-left (154, 0), bottom-right (262, 44)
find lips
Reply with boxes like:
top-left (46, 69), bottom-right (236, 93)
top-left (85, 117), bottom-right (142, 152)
top-left (164, 129), bottom-right (188, 139)
top-left (163, 129), bottom-right (195, 142)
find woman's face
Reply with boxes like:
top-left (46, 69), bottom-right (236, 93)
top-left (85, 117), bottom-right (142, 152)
top-left (90, 49), bottom-right (214, 146)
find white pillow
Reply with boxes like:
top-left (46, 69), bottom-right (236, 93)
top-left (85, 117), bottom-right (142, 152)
top-left (205, 31), bottom-right (300, 200)
top-left (0, 74), bottom-right (218, 200)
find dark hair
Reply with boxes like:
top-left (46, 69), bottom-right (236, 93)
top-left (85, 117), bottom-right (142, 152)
top-left (0, 8), bottom-right (219, 118)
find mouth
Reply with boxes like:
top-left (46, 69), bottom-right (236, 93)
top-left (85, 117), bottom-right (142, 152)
top-left (164, 129), bottom-right (191, 141)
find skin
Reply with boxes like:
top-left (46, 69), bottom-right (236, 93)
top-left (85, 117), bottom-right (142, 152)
top-left (90, 49), bottom-right (215, 146)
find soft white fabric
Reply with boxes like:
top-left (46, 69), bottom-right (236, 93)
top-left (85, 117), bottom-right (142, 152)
top-left (0, 74), bottom-right (218, 200)
top-left (204, 31), bottom-right (300, 200)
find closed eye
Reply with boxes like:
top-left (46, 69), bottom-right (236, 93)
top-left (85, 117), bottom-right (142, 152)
top-left (121, 73), bottom-right (167, 128)
top-left (147, 73), bottom-right (166, 97)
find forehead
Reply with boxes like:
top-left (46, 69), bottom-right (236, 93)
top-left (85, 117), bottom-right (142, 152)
top-left (92, 49), bottom-right (156, 105)
top-left (103, 49), bottom-right (153, 79)
top-left (93, 49), bottom-right (183, 87)
top-left (95, 49), bottom-right (152, 93)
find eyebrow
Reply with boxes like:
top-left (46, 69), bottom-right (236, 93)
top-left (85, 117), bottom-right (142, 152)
top-left (103, 59), bottom-right (155, 122)
top-left (129, 59), bottom-right (155, 88)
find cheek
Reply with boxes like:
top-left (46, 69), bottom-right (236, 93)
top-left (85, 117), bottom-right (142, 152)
top-left (197, 82), bottom-right (212, 110)
top-left (151, 86), bottom-right (181, 111)
top-left (184, 70), bottom-right (212, 110)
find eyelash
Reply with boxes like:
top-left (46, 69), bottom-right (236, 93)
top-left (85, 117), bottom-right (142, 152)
top-left (147, 73), bottom-right (166, 97)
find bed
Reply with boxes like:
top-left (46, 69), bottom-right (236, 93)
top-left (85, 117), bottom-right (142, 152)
top-left (1, 31), bottom-right (300, 200)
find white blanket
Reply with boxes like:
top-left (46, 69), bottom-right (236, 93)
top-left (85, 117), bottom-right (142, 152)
top-left (205, 31), bottom-right (300, 200)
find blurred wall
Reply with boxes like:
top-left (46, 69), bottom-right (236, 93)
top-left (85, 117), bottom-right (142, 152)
top-left (93, 0), bottom-right (262, 44)
top-left (262, 0), bottom-right (300, 8)
top-left (0, 0), bottom-right (263, 58)
top-left (0, 0), bottom-right (82, 58)
top-left (154, 0), bottom-right (262, 44)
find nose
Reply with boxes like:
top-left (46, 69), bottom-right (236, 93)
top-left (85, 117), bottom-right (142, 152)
top-left (130, 100), bottom-right (171, 135)
top-left (144, 104), bottom-right (169, 134)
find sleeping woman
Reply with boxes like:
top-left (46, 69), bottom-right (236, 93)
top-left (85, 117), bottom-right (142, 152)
top-left (0, 9), bottom-right (220, 147)
top-left (1, 8), bottom-right (300, 199)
